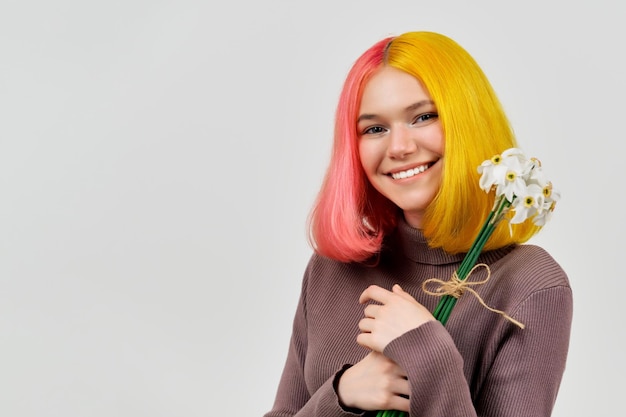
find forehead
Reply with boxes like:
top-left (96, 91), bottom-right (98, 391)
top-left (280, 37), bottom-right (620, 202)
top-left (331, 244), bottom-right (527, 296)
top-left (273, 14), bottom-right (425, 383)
top-left (359, 66), bottom-right (432, 114)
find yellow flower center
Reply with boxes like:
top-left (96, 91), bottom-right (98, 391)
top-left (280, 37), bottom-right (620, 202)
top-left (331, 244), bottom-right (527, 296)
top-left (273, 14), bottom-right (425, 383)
top-left (505, 171), bottom-right (517, 182)
top-left (542, 182), bottom-right (553, 198)
top-left (524, 196), bottom-right (535, 207)
top-left (491, 155), bottom-right (502, 164)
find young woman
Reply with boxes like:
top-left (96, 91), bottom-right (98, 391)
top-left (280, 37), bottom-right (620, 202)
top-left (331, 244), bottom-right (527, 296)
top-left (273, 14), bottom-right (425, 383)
top-left (264, 31), bottom-right (572, 417)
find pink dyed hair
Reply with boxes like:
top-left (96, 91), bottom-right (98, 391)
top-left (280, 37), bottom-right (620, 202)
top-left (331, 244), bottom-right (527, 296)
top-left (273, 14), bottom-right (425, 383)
top-left (307, 38), bottom-right (396, 263)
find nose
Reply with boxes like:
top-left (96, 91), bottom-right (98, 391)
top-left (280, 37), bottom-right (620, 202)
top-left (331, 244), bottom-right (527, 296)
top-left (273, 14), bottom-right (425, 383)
top-left (387, 125), bottom-right (417, 159)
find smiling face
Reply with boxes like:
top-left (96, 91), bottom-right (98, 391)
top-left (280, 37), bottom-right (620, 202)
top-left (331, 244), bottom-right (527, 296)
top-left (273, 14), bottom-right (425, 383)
top-left (357, 66), bottom-right (444, 229)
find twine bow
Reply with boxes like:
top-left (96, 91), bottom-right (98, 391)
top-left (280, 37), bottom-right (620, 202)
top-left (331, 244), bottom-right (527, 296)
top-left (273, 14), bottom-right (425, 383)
top-left (422, 263), bottom-right (525, 329)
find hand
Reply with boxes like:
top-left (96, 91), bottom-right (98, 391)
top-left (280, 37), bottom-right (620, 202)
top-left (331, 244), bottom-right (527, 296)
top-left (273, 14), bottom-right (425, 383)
top-left (337, 351), bottom-right (410, 412)
top-left (357, 284), bottom-right (434, 352)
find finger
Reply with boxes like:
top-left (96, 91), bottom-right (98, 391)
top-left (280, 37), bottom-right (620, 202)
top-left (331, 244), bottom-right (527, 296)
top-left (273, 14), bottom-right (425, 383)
top-left (392, 284), bottom-right (411, 300)
top-left (389, 395), bottom-right (411, 413)
top-left (358, 317), bottom-right (374, 333)
top-left (359, 284), bottom-right (393, 304)
top-left (356, 321), bottom-right (386, 352)
top-left (363, 303), bottom-right (380, 318)
top-left (355, 332), bottom-right (375, 350)
top-left (387, 374), bottom-right (411, 412)
top-left (391, 375), bottom-right (411, 397)
top-left (392, 283), bottom-right (408, 297)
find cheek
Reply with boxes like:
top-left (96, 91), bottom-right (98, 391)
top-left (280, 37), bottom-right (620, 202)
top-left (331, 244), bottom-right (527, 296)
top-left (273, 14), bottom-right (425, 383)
top-left (358, 141), bottom-right (380, 176)
top-left (430, 125), bottom-right (445, 154)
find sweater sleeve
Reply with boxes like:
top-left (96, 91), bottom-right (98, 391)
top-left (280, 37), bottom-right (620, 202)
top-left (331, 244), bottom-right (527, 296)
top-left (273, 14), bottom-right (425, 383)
top-left (263, 264), bottom-right (364, 417)
top-left (383, 320), bottom-right (475, 417)
top-left (383, 285), bottom-right (573, 417)
top-left (473, 285), bottom-right (573, 416)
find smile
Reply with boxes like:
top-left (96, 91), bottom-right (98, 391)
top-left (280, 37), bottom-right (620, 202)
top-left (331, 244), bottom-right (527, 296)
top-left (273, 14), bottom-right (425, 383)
top-left (390, 164), bottom-right (431, 180)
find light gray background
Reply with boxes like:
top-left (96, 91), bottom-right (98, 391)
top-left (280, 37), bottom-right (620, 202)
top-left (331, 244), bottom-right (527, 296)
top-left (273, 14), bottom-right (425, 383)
top-left (1, 1), bottom-right (623, 416)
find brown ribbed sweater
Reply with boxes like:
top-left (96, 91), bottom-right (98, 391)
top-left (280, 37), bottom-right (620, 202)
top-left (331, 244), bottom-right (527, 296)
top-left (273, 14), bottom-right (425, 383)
top-left (264, 219), bottom-right (573, 416)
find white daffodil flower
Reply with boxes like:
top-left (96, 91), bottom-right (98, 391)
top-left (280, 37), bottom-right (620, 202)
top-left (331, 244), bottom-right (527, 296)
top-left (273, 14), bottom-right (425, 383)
top-left (478, 154), bottom-right (506, 192)
top-left (510, 184), bottom-right (544, 224)
top-left (532, 183), bottom-right (560, 226)
top-left (497, 169), bottom-right (527, 203)
top-left (478, 148), bottom-right (559, 228)
top-left (533, 199), bottom-right (557, 226)
top-left (495, 153), bottom-right (529, 202)
top-left (501, 147), bottom-right (526, 160)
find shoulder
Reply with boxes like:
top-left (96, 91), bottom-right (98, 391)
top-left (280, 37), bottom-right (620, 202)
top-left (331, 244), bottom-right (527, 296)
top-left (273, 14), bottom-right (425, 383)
top-left (478, 244), bottom-right (573, 327)
top-left (301, 252), bottom-right (367, 293)
top-left (491, 244), bottom-right (571, 294)
top-left (304, 251), bottom-right (378, 278)
top-left (299, 252), bottom-right (374, 316)
top-left (510, 244), bottom-right (568, 282)
top-left (305, 252), bottom-right (356, 278)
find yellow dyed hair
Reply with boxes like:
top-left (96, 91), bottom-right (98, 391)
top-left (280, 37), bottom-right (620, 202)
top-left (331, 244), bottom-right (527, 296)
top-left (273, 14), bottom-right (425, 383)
top-left (385, 32), bottom-right (541, 252)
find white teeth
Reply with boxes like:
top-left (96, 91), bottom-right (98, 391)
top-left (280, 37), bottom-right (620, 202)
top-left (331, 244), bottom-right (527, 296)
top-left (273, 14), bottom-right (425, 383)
top-left (391, 164), bottom-right (428, 180)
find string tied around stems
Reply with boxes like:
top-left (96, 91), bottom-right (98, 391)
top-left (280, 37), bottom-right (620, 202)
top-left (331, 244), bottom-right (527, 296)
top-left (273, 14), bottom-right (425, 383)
top-left (422, 263), bottom-right (525, 329)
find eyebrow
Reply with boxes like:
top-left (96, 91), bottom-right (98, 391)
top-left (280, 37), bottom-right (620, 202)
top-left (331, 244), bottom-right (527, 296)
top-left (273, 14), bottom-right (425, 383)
top-left (357, 100), bottom-right (436, 123)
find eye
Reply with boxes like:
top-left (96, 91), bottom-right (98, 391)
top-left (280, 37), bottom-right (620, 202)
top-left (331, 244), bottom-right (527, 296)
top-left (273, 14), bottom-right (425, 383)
top-left (362, 125), bottom-right (388, 135)
top-left (412, 112), bottom-right (439, 125)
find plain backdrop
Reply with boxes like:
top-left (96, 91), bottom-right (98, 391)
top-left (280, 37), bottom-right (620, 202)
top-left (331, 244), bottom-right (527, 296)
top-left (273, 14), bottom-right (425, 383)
top-left (1, 1), bottom-right (623, 416)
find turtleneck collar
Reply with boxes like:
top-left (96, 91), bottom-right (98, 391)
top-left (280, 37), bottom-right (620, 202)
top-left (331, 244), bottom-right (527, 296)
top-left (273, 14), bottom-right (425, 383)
top-left (391, 217), bottom-right (515, 266)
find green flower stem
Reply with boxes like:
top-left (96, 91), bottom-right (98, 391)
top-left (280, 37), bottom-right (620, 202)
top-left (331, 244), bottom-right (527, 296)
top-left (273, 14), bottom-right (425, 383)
top-left (377, 407), bottom-right (400, 417)
top-left (432, 209), bottom-right (494, 319)
top-left (375, 197), bottom-right (511, 417)
top-left (434, 196), bottom-right (511, 325)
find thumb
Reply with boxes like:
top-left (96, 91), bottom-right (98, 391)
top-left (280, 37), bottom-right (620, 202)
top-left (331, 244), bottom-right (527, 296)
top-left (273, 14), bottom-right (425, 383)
top-left (392, 284), bottom-right (413, 300)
